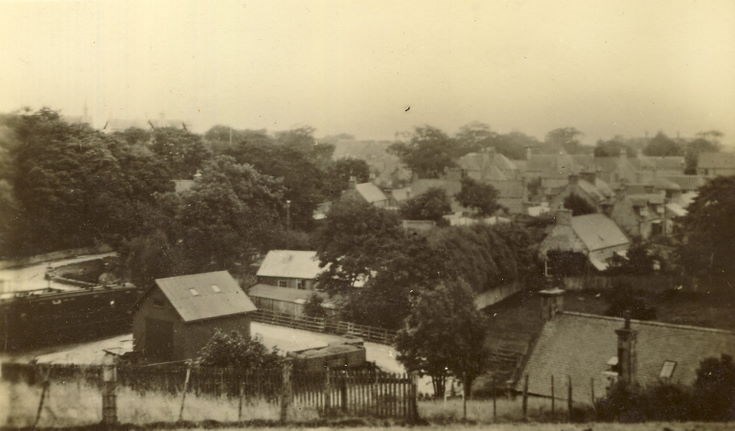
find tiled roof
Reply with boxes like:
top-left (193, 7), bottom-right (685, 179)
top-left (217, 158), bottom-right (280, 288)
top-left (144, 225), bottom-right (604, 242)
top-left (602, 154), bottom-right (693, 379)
top-left (355, 182), bottom-right (388, 203)
top-left (698, 152), bottom-right (735, 169)
top-left (571, 214), bottom-right (629, 252)
top-left (518, 312), bottom-right (735, 403)
top-left (256, 250), bottom-right (323, 280)
top-left (155, 271), bottom-right (256, 322)
top-left (663, 175), bottom-right (706, 191)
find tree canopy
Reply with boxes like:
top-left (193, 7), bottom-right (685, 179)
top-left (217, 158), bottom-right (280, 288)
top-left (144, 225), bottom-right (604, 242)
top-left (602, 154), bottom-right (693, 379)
top-left (395, 280), bottom-right (488, 398)
top-left (563, 193), bottom-right (596, 216)
top-left (643, 132), bottom-right (683, 157)
top-left (676, 175), bottom-right (735, 280)
top-left (399, 187), bottom-right (452, 223)
top-left (388, 126), bottom-right (460, 178)
top-left (455, 177), bottom-right (502, 216)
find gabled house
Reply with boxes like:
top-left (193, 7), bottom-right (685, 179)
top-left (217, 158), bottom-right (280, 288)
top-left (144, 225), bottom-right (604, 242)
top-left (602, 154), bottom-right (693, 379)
top-left (697, 152), bottom-right (735, 178)
top-left (517, 290), bottom-right (735, 404)
top-left (341, 177), bottom-right (390, 208)
top-left (539, 210), bottom-right (630, 272)
top-left (610, 192), bottom-right (667, 239)
top-left (256, 250), bottom-right (323, 290)
top-left (247, 283), bottom-right (336, 318)
top-left (456, 148), bottom-right (527, 213)
top-left (133, 271), bottom-right (257, 362)
top-left (548, 173), bottom-right (614, 213)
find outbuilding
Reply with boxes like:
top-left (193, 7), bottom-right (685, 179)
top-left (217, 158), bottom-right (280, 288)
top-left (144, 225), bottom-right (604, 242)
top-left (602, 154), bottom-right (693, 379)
top-left (132, 271), bottom-right (257, 362)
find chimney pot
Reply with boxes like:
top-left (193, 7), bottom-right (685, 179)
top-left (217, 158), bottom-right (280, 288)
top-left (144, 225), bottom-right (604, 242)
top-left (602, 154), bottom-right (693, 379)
top-left (539, 288), bottom-right (565, 322)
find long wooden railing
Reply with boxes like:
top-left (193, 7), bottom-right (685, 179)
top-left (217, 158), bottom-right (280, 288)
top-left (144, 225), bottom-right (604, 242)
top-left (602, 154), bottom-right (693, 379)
top-left (252, 309), bottom-right (397, 345)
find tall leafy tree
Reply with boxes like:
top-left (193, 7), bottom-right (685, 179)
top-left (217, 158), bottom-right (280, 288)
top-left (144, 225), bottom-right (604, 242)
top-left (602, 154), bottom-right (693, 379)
top-left (388, 126), bottom-right (460, 178)
top-left (399, 187), bottom-right (451, 223)
top-left (149, 127), bottom-right (211, 178)
top-left (314, 198), bottom-right (403, 293)
top-left (594, 138), bottom-right (635, 157)
top-left (322, 157), bottom-right (370, 199)
top-left (545, 127), bottom-right (584, 154)
top-left (676, 175), bottom-right (735, 280)
top-left (643, 132), bottom-right (683, 157)
top-left (455, 177), bottom-right (502, 216)
top-left (685, 135), bottom-right (720, 174)
top-left (396, 280), bottom-right (488, 399)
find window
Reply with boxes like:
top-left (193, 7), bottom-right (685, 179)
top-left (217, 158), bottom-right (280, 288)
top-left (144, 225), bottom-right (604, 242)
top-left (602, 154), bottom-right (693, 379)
top-left (660, 360), bottom-right (676, 379)
top-left (211, 285), bottom-right (221, 293)
top-left (278, 280), bottom-right (288, 288)
top-left (297, 280), bottom-right (305, 290)
top-left (189, 288), bottom-right (200, 296)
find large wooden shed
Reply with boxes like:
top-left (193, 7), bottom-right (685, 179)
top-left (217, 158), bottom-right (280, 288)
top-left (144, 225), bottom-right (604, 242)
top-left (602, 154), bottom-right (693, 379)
top-left (132, 271), bottom-right (257, 362)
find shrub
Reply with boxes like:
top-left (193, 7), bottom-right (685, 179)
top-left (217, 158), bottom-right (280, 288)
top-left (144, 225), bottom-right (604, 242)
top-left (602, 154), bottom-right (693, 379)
top-left (595, 382), bottom-right (693, 422)
top-left (197, 329), bottom-right (282, 372)
top-left (692, 354), bottom-right (735, 420)
top-left (605, 282), bottom-right (656, 320)
top-left (303, 293), bottom-right (326, 318)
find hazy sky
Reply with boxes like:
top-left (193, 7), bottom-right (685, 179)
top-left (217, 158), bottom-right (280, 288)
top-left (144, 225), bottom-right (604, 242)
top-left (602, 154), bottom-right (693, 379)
top-left (1, 0), bottom-right (734, 143)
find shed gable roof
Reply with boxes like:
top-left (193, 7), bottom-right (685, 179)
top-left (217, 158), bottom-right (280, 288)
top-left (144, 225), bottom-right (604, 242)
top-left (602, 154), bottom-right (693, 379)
top-left (154, 271), bottom-right (256, 322)
top-left (256, 250), bottom-right (323, 280)
top-left (355, 182), bottom-right (388, 203)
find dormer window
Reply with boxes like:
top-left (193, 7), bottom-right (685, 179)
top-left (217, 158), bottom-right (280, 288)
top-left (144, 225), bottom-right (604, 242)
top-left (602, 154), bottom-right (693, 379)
top-left (660, 360), bottom-right (676, 379)
top-left (211, 285), bottom-right (221, 293)
top-left (189, 288), bottom-right (200, 296)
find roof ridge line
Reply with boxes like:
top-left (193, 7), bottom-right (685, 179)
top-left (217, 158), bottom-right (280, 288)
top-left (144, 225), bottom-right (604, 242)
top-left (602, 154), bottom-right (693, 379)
top-left (560, 311), bottom-right (735, 335)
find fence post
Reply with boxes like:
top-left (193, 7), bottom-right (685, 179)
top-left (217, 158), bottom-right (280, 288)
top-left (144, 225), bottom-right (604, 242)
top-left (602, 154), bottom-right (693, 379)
top-left (280, 361), bottom-right (293, 423)
top-left (101, 353), bottom-right (118, 427)
top-left (492, 376), bottom-right (497, 422)
top-left (590, 377), bottom-right (595, 407)
top-left (567, 375), bottom-right (573, 422)
top-left (178, 363), bottom-right (192, 422)
top-left (33, 367), bottom-right (51, 429)
top-left (522, 374), bottom-right (528, 421)
top-left (551, 375), bottom-right (555, 417)
top-left (237, 381), bottom-right (244, 421)
top-left (323, 369), bottom-right (332, 414)
top-left (408, 371), bottom-right (419, 424)
top-left (340, 370), bottom-right (348, 414)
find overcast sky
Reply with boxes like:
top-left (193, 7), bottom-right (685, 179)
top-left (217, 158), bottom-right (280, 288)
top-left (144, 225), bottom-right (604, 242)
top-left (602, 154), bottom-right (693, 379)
top-left (1, 0), bottom-right (733, 143)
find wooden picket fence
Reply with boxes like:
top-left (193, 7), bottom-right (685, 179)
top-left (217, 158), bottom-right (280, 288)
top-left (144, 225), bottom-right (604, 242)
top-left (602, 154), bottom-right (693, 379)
top-left (1, 361), bottom-right (419, 424)
top-left (252, 309), bottom-right (397, 345)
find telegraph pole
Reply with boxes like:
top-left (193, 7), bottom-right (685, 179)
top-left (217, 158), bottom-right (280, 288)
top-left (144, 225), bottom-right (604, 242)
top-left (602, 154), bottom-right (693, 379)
top-left (286, 200), bottom-right (291, 231)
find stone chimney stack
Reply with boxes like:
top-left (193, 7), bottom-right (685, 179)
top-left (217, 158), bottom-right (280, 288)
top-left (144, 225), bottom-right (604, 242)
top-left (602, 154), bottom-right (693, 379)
top-left (615, 312), bottom-right (638, 386)
top-left (348, 176), bottom-right (357, 190)
top-left (526, 146), bottom-right (533, 161)
top-left (539, 288), bottom-right (565, 322)
top-left (554, 209), bottom-right (573, 226)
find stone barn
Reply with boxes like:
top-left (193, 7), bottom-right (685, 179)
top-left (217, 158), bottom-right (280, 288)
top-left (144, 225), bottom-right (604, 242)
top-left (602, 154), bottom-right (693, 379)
top-left (133, 271), bottom-right (257, 362)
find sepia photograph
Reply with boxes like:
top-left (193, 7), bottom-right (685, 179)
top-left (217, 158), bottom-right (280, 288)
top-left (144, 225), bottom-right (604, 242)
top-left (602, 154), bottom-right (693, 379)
top-left (0, 1), bottom-right (733, 430)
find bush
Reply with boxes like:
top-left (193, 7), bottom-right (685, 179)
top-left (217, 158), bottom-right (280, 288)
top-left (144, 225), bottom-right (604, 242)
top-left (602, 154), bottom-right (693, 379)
top-left (692, 354), bottom-right (735, 420)
top-left (197, 329), bottom-right (282, 372)
top-left (595, 382), bottom-right (693, 422)
top-left (303, 293), bottom-right (326, 318)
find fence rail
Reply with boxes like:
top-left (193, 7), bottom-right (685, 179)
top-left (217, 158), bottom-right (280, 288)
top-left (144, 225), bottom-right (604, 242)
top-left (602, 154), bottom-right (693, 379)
top-left (252, 309), bottom-right (397, 345)
top-left (1, 361), bottom-right (419, 425)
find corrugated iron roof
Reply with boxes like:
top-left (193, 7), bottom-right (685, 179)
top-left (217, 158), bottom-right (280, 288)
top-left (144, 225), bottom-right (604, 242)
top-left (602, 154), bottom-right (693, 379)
top-left (154, 271), bottom-right (256, 322)
top-left (256, 250), bottom-right (323, 280)
top-left (571, 214), bottom-right (629, 252)
top-left (518, 312), bottom-right (735, 403)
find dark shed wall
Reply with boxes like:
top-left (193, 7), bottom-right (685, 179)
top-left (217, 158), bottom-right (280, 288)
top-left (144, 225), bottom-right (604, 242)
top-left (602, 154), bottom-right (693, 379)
top-left (133, 288), bottom-right (180, 357)
top-left (174, 314), bottom-right (253, 361)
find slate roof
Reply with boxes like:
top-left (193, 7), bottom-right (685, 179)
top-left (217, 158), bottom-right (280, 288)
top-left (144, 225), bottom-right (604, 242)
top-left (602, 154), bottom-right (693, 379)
top-left (154, 271), bottom-right (256, 322)
top-left (571, 214), bottom-right (629, 252)
top-left (355, 182), bottom-right (388, 204)
top-left (698, 152), bottom-right (735, 169)
top-left (518, 312), bottom-right (735, 403)
top-left (257, 250), bottom-right (323, 280)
